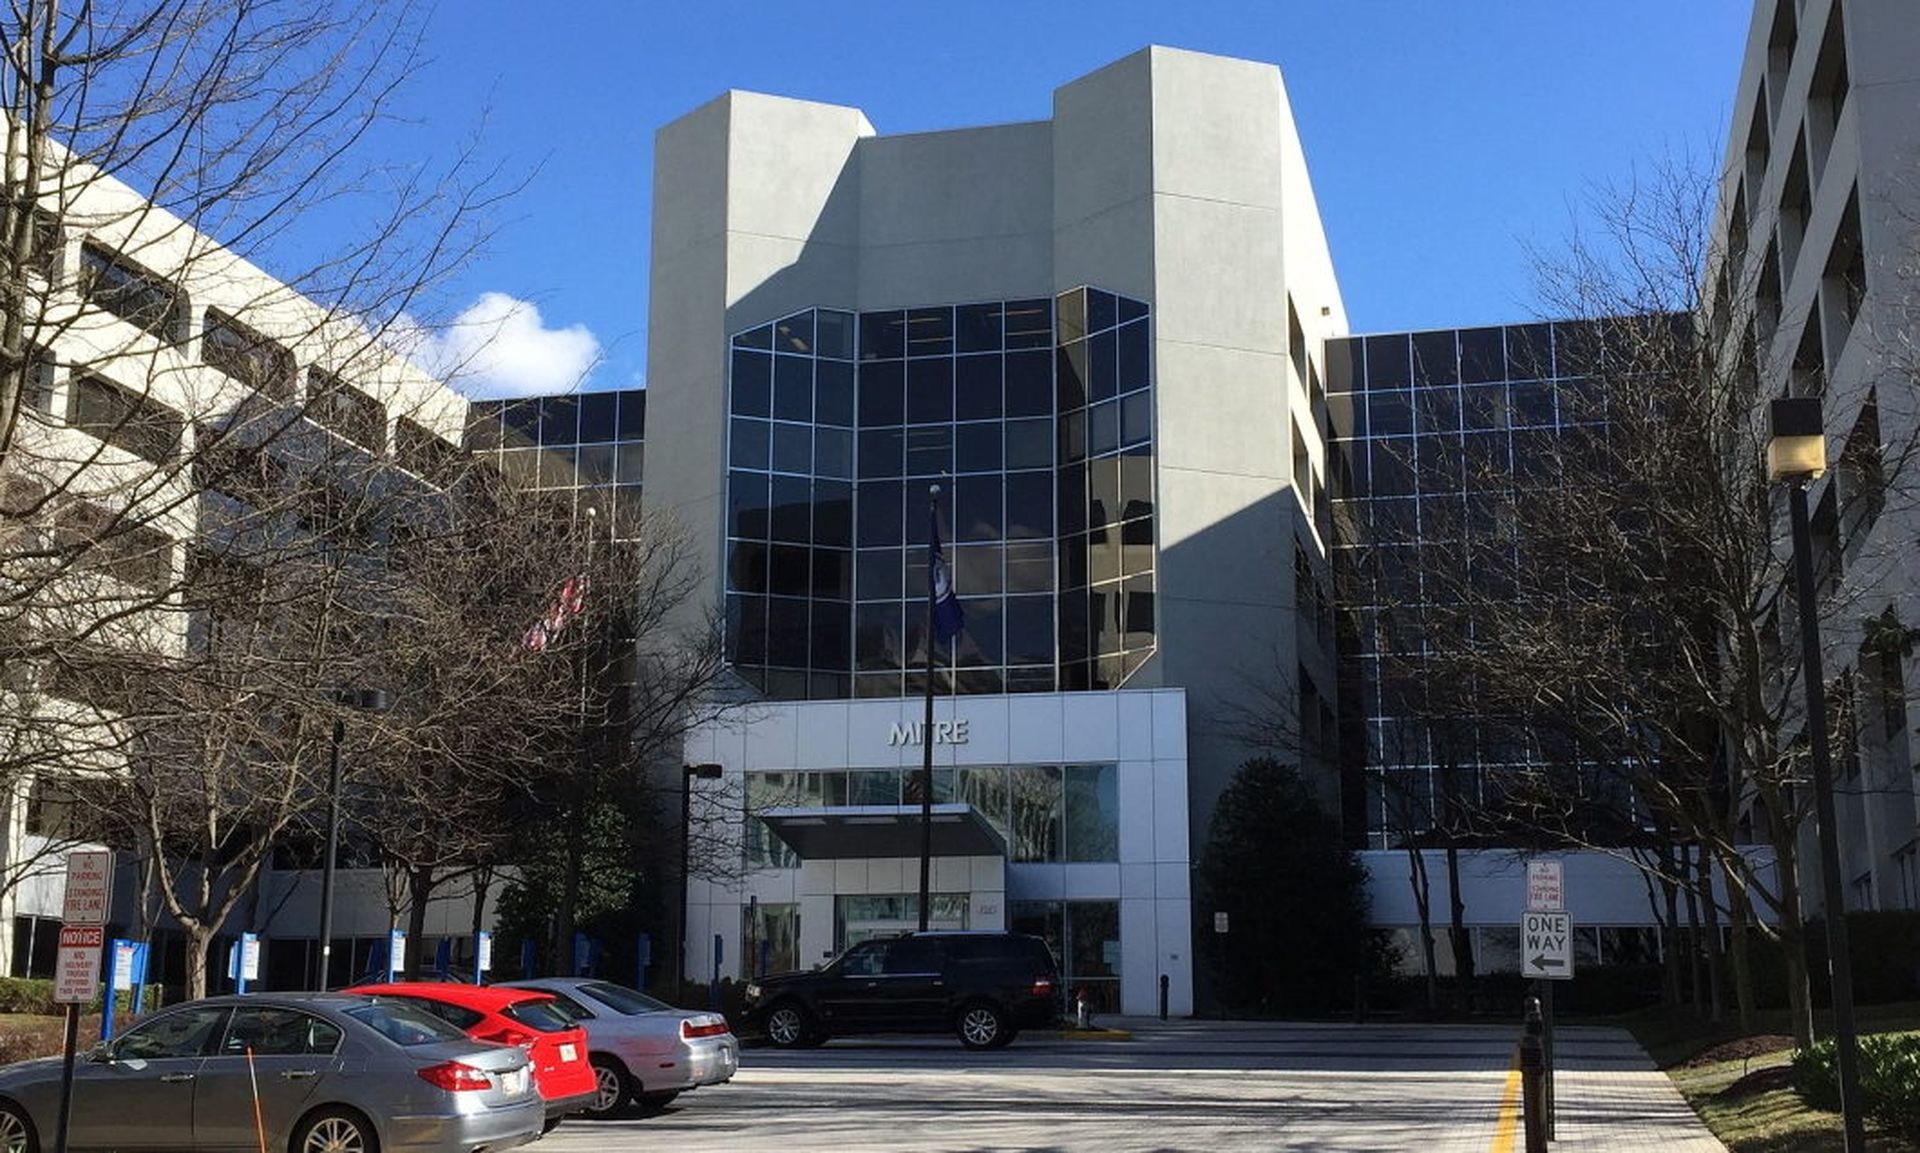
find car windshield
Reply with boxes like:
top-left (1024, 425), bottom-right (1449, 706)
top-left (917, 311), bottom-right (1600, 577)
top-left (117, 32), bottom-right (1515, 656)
top-left (501, 998), bottom-right (574, 1033)
top-left (343, 1000), bottom-right (471, 1046)
top-left (577, 982), bottom-right (672, 1015)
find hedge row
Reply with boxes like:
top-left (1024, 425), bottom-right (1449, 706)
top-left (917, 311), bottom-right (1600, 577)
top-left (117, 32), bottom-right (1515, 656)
top-left (1792, 1031), bottom-right (1920, 1135)
top-left (0, 977), bottom-right (164, 1017)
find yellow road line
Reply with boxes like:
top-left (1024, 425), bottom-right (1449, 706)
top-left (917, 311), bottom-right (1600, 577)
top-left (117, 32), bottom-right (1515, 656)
top-left (1489, 1049), bottom-right (1522, 1153)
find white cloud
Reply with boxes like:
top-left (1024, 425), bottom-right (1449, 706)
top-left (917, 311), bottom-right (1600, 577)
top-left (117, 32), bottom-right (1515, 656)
top-left (403, 292), bottom-right (602, 399)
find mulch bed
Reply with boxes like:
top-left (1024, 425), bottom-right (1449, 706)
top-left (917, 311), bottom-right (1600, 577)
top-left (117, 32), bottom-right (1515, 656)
top-left (1714, 1063), bottom-right (1798, 1100)
top-left (1683, 1034), bottom-right (1796, 1068)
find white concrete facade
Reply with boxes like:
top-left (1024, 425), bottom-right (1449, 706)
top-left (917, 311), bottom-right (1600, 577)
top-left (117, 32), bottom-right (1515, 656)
top-left (644, 49), bottom-right (1346, 1014)
top-left (2, 143), bottom-right (470, 976)
top-left (1712, 0), bottom-right (1920, 916)
top-left (682, 689), bottom-right (1195, 1016)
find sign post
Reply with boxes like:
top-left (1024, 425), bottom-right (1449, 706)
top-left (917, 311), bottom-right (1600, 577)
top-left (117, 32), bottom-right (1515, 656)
top-left (386, 929), bottom-right (407, 982)
top-left (475, 931), bottom-right (493, 985)
top-left (54, 850), bottom-right (111, 1153)
top-left (1523, 859), bottom-right (1570, 1140)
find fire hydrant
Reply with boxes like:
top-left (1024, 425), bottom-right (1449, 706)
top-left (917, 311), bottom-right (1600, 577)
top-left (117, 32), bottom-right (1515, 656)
top-left (1074, 988), bottom-right (1090, 1029)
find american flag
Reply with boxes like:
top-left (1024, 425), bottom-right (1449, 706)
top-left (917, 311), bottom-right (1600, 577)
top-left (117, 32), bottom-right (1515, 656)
top-left (522, 575), bottom-right (589, 651)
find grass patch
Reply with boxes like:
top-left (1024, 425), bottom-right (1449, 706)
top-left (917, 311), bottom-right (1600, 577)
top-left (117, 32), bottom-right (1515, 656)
top-left (1667, 1051), bottom-right (1919, 1152)
top-left (1614, 1003), bottom-right (1920, 1152)
top-left (0, 1011), bottom-right (101, 1066)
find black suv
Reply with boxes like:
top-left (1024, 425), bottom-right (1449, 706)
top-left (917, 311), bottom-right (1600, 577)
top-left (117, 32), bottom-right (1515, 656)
top-left (742, 931), bottom-right (1060, 1050)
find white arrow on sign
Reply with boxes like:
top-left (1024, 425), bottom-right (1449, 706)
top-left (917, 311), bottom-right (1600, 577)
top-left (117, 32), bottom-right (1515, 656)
top-left (1520, 911), bottom-right (1574, 980)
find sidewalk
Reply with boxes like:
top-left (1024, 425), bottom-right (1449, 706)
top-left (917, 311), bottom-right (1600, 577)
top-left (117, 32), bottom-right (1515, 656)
top-left (1538, 1025), bottom-right (1726, 1152)
top-left (1084, 1016), bottom-right (1728, 1152)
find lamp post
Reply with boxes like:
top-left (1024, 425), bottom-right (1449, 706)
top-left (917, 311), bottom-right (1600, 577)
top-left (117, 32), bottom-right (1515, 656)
top-left (678, 762), bottom-right (724, 997)
top-left (316, 687), bottom-right (390, 990)
top-left (1768, 396), bottom-right (1864, 1153)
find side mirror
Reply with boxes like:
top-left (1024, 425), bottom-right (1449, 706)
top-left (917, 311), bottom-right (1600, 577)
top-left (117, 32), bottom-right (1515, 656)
top-left (85, 1043), bottom-right (115, 1064)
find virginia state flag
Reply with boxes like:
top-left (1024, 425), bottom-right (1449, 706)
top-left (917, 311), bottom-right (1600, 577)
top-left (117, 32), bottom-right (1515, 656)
top-left (930, 514), bottom-right (965, 643)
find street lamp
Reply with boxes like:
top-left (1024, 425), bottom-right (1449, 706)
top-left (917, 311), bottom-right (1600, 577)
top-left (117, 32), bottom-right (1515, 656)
top-left (1768, 396), bottom-right (1864, 1153)
top-left (316, 687), bottom-right (390, 990)
top-left (678, 763), bottom-right (724, 997)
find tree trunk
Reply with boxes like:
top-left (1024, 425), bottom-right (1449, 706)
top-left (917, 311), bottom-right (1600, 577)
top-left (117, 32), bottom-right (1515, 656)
top-left (406, 866), bottom-right (435, 977)
top-left (1406, 847), bottom-right (1438, 1014)
top-left (1696, 846), bottom-right (1725, 1022)
top-left (1445, 844), bottom-right (1474, 984)
top-left (182, 923), bottom-right (214, 1002)
top-left (1681, 854), bottom-right (1704, 1013)
top-left (1773, 850), bottom-right (1814, 1048)
top-left (1660, 844), bottom-right (1684, 1009)
top-left (1725, 875), bottom-right (1757, 1033)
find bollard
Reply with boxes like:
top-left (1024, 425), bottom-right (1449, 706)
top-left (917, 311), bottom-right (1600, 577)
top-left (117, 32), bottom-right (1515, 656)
top-left (1159, 974), bottom-right (1170, 1021)
top-left (1074, 989), bottom-right (1090, 1029)
top-left (1520, 997), bottom-right (1547, 1153)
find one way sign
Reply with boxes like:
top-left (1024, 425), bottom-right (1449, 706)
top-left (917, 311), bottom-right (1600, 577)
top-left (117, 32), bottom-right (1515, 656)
top-left (1521, 911), bottom-right (1574, 980)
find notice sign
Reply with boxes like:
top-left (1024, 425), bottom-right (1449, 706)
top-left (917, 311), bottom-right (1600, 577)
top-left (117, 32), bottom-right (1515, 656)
top-left (1526, 859), bottom-right (1564, 913)
top-left (54, 925), bottom-right (105, 1003)
top-left (1521, 911), bottom-right (1574, 980)
top-left (61, 849), bottom-right (113, 925)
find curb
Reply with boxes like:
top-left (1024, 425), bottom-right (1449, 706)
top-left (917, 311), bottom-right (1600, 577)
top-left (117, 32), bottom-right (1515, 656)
top-left (1051, 1028), bottom-right (1133, 1041)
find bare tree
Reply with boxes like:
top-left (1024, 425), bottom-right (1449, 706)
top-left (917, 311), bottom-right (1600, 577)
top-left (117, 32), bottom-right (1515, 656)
top-left (0, 0), bottom-right (505, 981)
top-left (1368, 158), bottom-right (1920, 1043)
top-left (345, 467), bottom-right (732, 969)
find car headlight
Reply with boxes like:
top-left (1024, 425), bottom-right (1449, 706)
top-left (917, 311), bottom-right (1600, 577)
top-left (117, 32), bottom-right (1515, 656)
top-left (744, 983), bottom-right (762, 1001)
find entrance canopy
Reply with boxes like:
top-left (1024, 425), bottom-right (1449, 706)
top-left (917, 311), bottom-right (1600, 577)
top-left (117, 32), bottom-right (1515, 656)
top-left (759, 804), bottom-right (1007, 860)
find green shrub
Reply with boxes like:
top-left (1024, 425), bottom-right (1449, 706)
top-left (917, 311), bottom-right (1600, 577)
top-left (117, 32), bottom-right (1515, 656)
top-left (0, 978), bottom-right (57, 1015)
top-left (0, 978), bottom-right (163, 1019)
top-left (1793, 1031), bottom-right (1920, 1133)
top-left (1790, 1041), bottom-right (1841, 1111)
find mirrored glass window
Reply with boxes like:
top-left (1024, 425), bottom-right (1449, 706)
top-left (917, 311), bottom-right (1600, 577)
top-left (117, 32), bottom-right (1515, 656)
top-left (724, 290), bottom-right (1153, 699)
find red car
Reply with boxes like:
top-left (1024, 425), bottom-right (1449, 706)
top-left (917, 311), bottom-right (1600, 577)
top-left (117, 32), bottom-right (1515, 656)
top-left (354, 983), bottom-right (597, 1127)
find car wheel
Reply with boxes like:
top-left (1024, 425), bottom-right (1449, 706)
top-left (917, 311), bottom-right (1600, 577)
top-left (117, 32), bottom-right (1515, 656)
top-left (0, 1101), bottom-right (38, 1153)
top-left (764, 1001), bottom-right (812, 1048)
top-left (957, 1001), bottom-right (1009, 1050)
top-left (293, 1107), bottom-right (377, 1153)
top-left (989, 1028), bottom-right (1019, 1050)
top-left (586, 1056), bottom-right (633, 1117)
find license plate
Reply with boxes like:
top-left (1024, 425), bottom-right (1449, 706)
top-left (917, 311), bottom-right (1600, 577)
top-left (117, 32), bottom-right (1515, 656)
top-left (502, 1068), bottom-right (527, 1095)
top-left (559, 1043), bottom-right (577, 1063)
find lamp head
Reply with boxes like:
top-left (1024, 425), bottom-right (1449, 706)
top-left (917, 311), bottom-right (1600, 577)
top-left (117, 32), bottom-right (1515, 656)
top-left (1767, 397), bottom-right (1826, 480)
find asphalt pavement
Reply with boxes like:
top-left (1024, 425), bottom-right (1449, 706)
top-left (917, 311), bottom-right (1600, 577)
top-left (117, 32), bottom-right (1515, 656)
top-left (537, 1019), bottom-right (1724, 1152)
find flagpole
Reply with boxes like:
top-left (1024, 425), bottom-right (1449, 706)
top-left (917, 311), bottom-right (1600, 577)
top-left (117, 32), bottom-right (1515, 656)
top-left (919, 483), bottom-right (937, 933)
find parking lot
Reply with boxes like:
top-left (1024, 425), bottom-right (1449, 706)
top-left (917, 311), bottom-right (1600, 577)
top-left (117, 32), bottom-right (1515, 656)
top-left (537, 1020), bottom-right (1723, 1152)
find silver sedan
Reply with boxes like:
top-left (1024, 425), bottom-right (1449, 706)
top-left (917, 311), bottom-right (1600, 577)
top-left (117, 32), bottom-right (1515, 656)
top-left (503, 978), bottom-right (738, 1117)
top-left (0, 993), bottom-right (544, 1153)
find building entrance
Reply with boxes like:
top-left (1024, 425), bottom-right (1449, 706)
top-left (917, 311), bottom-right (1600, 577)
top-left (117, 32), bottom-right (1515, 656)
top-left (836, 893), bottom-right (968, 951)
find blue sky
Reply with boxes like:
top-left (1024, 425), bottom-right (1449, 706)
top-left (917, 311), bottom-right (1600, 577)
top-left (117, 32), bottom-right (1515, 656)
top-left (382, 3), bottom-right (1754, 396)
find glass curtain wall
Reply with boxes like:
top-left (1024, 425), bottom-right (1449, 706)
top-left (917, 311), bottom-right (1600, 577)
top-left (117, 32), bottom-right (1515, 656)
top-left (723, 290), bottom-right (1155, 701)
top-left (1327, 323), bottom-right (1616, 847)
top-left (464, 389), bottom-right (647, 539)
